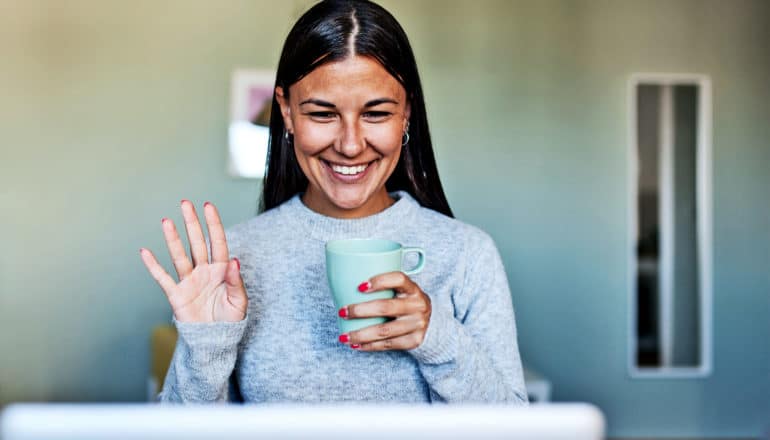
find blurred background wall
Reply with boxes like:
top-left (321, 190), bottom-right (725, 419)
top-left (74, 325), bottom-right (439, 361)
top-left (1, 0), bottom-right (768, 438)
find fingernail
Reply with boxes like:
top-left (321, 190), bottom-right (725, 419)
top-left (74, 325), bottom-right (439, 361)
top-left (357, 281), bottom-right (371, 292)
top-left (181, 199), bottom-right (189, 205)
top-left (338, 334), bottom-right (350, 344)
top-left (338, 307), bottom-right (348, 318)
top-left (204, 201), bottom-right (211, 208)
top-left (351, 344), bottom-right (361, 349)
top-left (234, 257), bottom-right (240, 270)
top-left (139, 248), bottom-right (145, 254)
top-left (161, 217), bottom-right (168, 224)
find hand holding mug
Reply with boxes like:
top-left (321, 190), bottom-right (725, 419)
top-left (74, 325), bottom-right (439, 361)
top-left (339, 272), bottom-right (431, 352)
top-left (139, 200), bottom-right (248, 323)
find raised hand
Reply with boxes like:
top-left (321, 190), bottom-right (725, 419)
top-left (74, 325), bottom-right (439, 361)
top-left (140, 200), bottom-right (247, 323)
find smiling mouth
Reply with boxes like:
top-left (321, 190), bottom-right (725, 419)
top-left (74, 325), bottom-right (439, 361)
top-left (323, 160), bottom-right (375, 176)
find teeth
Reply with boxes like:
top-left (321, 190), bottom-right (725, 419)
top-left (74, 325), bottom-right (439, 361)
top-left (331, 163), bottom-right (368, 175)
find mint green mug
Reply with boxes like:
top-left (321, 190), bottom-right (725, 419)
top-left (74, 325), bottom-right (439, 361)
top-left (325, 239), bottom-right (425, 334)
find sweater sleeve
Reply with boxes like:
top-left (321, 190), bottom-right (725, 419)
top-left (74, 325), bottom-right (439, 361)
top-left (158, 318), bottom-right (247, 403)
top-left (407, 234), bottom-right (528, 404)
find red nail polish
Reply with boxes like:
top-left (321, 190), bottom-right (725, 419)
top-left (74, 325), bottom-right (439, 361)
top-left (204, 201), bottom-right (211, 208)
top-left (338, 307), bottom-right (348, 318)
top-left (357, 281), bottom-right (370, 292)
top-left (139, 248), bottom-right (145, 254)
top-left (351, 344), bottom-right (361, 349)
top-left (338, 334), bottom-right (350, 343)
top-left (234, 257), bottom-right (240, 270)
top-left (161, 217), bottom-right (168, 224)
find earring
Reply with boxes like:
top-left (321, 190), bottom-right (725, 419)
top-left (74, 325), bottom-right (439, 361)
top-left (284, 130), bottom-right (293, 144)
top-left (401, 130), bottom-right (410, 146)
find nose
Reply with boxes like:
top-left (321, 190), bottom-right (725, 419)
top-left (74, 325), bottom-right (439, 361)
top-left (334, 118), bottom-right (365, 158)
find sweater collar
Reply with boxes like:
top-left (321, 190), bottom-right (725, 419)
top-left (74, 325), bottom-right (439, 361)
top-left (283, 191), bottom-right (419, 241)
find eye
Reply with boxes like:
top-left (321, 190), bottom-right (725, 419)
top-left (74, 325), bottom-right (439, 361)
top-left (308, 111), bottom-right (336, 121)
top-left (363, 111), bottom-right (391, 121)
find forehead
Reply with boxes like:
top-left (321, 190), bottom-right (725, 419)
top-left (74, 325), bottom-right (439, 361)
top-left (290, 55), bottom-right (405, 101)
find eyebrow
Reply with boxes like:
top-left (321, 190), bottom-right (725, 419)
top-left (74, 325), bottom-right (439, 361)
top-left (299, 98), bottom-right (399, 108)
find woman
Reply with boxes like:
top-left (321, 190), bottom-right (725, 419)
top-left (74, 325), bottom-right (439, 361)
top-left (140, 0), bottom-right (527, 403)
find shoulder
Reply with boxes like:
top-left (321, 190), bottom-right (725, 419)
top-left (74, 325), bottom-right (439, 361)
top-left (409, 205), bottom-right (506, 309)
top-left (411, 204), bottom-right (498, 257)
top-left (224, 199), bottom-right (296, 250)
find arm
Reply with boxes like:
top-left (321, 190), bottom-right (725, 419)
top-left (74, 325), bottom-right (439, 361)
top-left (139, 200), bottom-right (250, 403)
top-left (343, 234), bottom-right (528, 403)
top-left (407, 236), bottom-right (528, 403)
top-left (158, 319), bottom-right (247, 403)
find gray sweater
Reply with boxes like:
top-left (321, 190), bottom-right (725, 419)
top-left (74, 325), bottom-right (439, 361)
top-left (160, 192), bottom-right (528, 403)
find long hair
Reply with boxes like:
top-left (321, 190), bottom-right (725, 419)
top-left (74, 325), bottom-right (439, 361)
top-left (260, 0), bottom-right (453, 218)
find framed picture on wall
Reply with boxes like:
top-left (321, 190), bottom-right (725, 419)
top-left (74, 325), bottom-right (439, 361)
top-left (228, 69), bottom-right (276, 179)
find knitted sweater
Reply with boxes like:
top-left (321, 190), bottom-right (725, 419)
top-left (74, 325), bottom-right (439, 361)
top-left (160, 192), bottom-right (528, 403)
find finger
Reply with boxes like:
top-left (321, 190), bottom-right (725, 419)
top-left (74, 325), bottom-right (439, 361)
top-left (139, 248), bottom-right (177, 297)
top-left (203, 202), bottom-right (230, 264)
top-left (360, 271), bottom-right (420, 296)
top-left (224, 258), bottom-right (248, 312)
top-left (180, 199), bottom-right (209, 266)
top-left (355, 332), bottom-right (424, 352)
top-left (161, 217), bottom-right (194, 281)
top-left (348, 316), bottom-right (424, 345)
top-left (345, 298), bottom-right (411, 319)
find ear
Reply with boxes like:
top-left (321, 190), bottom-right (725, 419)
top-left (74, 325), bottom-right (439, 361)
top-left (275, 86), bottom-right (294, 134)
top-left (403, 100), bottom-right (412, 132)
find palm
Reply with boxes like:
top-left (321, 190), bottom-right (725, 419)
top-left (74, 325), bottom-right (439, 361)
top-left (171, 262), bottom-right (247, 322)
top-left (140, 201), bottom-right (248, 323)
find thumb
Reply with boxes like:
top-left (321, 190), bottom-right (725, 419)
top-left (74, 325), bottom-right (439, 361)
top-left (225, 258), bottom-right (248, 305)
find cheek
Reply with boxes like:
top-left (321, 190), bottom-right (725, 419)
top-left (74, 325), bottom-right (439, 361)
top-left (293, 122), bottom-right (335, 157)
top-left (365, 124), bottom-right (403, 154)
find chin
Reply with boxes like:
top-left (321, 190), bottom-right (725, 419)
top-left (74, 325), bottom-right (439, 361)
top-left (329, 195), bottom-right (369, 211)
top-left (325, 188), bottom-right (373, 211)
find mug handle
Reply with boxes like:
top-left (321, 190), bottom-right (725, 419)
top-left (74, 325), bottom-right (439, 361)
top-left (401, 247), bottom-right (425, 276)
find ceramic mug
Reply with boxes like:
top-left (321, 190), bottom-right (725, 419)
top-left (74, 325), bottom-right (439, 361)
top-left (325, 238), bottom-right (425, 334)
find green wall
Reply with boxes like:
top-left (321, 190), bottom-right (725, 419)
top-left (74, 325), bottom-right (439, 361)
top-left (1, 1), bottom-right (768, 437)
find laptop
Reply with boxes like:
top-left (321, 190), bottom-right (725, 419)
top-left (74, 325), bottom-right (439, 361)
top-left (0, 402), bottom-right (605, 440)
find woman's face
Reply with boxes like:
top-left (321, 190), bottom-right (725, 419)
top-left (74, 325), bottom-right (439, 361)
top-left (275, 55), bottom-right (410, 218)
